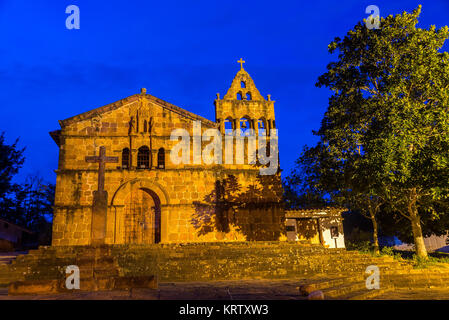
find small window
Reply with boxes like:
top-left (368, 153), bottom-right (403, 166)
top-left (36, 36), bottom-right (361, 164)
top-left (246, 92), bottom-right (252, 100)
top-left (241, 81), bottom-right (246, 88)
top-left (157, 148), bottom-right (165, 169)
top-left (237, 92), bottom-right (243, 100)
top-left (122, 148), bottom-right (130, 169)
top-left (144, 120), bottom-right (148, 133)
top-left (286, 225), bottom-right (295, 232)
top-left (137, 146), bottom-right (150, 169)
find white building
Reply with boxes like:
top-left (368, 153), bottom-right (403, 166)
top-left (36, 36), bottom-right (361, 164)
top-left (285, 208), bottom-right (346, 248)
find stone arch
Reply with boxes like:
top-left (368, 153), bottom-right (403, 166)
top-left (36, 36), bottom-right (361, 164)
top-left (239, 115), bottom-right (253, 133)
top-left (257, 117), bottom-right (267, 135)
top-left (122, 188), bottom-right (161, 244)
top-left (236, 92), bottom-right (243, 100)
top-left (110, 179), bottom-right (169, 244)
top-left (224, 117), bottom-right (234, 132)
top-left (111, 178), bottom-right (169, 207)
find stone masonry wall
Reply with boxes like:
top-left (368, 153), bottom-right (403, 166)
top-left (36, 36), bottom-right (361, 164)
top-left (52, 92), bottom-right (284, 246)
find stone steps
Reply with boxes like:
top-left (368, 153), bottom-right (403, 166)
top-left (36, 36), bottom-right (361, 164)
top-left (383, 272), bottom-right (449, 289)
top-left (298, 275), bottom-right (395, 300)
top-left (0, 242), bottom-right (446, 297)
top-left (5, 248), bottom-right (156, 295)
top-left (0, 248), bottom-right (124, 287)
top-left (0, 252), bottom-right (26, 265)
top-left (308, 275), bottom-right (364, 290)
top-left (7, 275), bottom-right (157, 295)
top-left (324, 281), bottom-right (368, 298)
top-left (345, 287), bottom-right (394, 300)
top-left (0, 256), bottom-right (17, 265)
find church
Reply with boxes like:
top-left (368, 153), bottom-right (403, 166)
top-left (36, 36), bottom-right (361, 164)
top-left (49, 60), bottom-right (287, 246)
top-left (49, 60), bottom-right (345, 248)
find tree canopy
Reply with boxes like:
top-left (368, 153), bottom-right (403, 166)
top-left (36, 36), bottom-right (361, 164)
top-left (0, 132), bottom-right (25, 199)
top-left (0, 133), bottom-right (54, 245)
top-left (286, 6), bottom-right (449, 258)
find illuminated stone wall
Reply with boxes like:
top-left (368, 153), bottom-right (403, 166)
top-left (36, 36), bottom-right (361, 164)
top-left (51, 66), bottom-right (284, 246)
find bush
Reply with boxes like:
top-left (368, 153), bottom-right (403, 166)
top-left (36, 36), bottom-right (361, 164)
top-left (346, 240), bottom-right (373, 253)
top-left (380, 246), bottom-right (394, 256)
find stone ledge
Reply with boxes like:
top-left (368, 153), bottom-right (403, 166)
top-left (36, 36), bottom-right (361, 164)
top-left (8, 275), bottom-right (157, 295)
top-left (8, 279), bottom-right (62, 295)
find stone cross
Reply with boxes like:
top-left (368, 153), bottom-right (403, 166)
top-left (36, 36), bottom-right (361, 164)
top-left (85, 146), bottom-right (118, 246)
top-left (237, 58), bottom-right (245, 69)
top-left (85, 146), bottom-right (119, 192)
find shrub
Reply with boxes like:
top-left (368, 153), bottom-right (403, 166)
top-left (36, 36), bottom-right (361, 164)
top-left (380, 246), bottom-right (394, 256)
top-left (346, 240), bottom-right (373, 253)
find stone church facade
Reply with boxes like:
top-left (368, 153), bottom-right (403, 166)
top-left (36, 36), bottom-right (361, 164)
top-left (50, 62), bottom-right (285, 246)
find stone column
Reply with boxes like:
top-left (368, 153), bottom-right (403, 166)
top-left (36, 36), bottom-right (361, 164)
top-left (219, 118), bottom-right (225, 134)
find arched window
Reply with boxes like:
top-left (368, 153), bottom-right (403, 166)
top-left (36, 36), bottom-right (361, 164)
top-left (122, 148), bottom-right (130, 169)
top-left (241, 81), bottom-right (246, 88)
top-left (246, 92), bottom-right (252, 100)
top-left (237, 92), bottom-right (243, 100)
top-left (137, 146), bottom-right (150, 169)
top-left (143, 120), bottom-right (148, 133)
top-left (157, 148), bottom-right (165, 169)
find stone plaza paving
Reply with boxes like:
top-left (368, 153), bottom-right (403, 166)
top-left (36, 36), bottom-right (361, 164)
top-left (2, 279), bottom-right (449, 300)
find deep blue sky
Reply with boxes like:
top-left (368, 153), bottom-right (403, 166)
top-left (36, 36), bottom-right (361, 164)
top-left (1, 0), bottom-right (448, 184)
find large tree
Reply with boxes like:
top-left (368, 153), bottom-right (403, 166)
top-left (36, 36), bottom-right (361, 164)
top-left (295, 6), bottom-right (449, 259)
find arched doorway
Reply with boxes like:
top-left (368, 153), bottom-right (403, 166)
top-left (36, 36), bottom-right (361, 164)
top-left (123, 188), bottom-right (161, 244)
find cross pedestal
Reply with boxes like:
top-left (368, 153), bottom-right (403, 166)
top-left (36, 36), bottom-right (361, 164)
top-left (85, 146), bottom-right (118, 246)
top-left (91, 190), bottom-right (108, 246)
